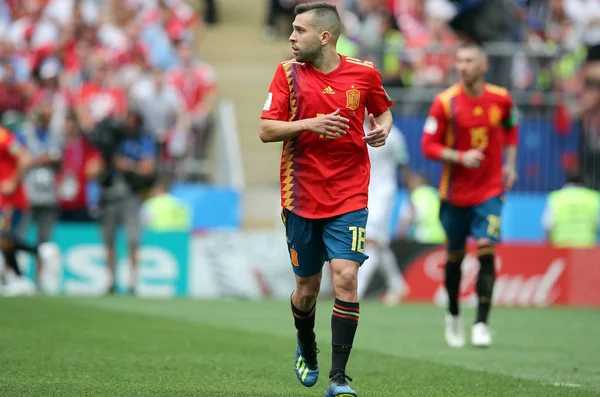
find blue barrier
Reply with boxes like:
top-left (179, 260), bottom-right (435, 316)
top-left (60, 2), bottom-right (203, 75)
top-left (394, 115), bottom-right (580, 193)
top-left (23, 223), bottom-right (191, 296)
top-left (170, 182), bottom-right (241, 230)
top-left (86, 181), bottom-right (242, 230)
top-left (389, 190), bottom-right (548, 242)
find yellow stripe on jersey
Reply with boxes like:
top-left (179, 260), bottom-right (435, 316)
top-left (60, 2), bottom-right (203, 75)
top-left (345, 59), bottom-right (374, 68)
top-left (437, 84), bottom-right (461, 200)
top-left (484, 83), bottom-right (509, 97)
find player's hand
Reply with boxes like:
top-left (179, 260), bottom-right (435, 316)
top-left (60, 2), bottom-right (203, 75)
top-left (363, 113), bottom-right (388, 147)
top-left (460, 149), bottom-right (485, 168)
top-left (0, 179), bottom-right (17, 195)
top-left (503, 164), bottom-right (518, 191)
top-left (307, 109), bottom-right (349, 139)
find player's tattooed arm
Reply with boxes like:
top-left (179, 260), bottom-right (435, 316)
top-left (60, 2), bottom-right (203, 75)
top-left (259, 109), bottom-right (349, 142)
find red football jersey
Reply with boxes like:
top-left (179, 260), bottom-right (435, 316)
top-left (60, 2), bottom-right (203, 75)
top-left (0, 128), bottom-right (28, 210)
top-left (421, 83), bottom-right (519, 207)
top-left (261, 55), bottom-right (393, 219)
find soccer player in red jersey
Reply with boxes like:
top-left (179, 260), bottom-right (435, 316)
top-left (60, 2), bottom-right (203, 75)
top-left (259, 3), bottom-right (393, 396)
top-left (421, 42), bottom-right (519, 348)
top-left (0, 126), bottom-right (37, 287)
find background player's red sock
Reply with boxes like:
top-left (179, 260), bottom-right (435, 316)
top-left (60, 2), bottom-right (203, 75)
top-left (445, 251), bottom-right (465, 316)
top-left (476, 245), bottom-right (496, 324)
top-left (291, 298), bottom-right (316, 347)
top-left (330, 298), bottom-right (359, 378)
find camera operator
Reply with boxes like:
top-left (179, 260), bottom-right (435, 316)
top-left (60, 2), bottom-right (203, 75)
top-left (92, 110), bottom-right (157, 295)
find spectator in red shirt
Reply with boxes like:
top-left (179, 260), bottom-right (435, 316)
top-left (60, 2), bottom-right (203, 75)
top-left (168, 40), bottom-right (217, 162)
top-left (0, 62), bottom-right (30, 114)
top-left (76, 60), bottom-right (127, 131)
top-left (57, 110), bottom-right (102, 222)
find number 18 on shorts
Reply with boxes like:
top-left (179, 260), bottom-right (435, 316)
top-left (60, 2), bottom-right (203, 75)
top-left (281, 208), bottom-right (369, 277)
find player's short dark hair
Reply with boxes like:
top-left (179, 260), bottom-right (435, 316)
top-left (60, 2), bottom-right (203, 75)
top-left (294, 2), bottom-right (341, 40)
top-left (565, 169), bottom-right (583, 185)
top-left (457, 40), bottom-right (486, 57)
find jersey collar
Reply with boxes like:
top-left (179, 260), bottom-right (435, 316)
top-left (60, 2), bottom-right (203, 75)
top-left (308, 54), bottom-right (346, 78)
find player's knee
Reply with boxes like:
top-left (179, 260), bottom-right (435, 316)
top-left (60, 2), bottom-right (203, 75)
top-left (332, 266), bottom-right (358, 293)
top-left (476, 238), bottom-right (494, 248)
top-left (295, 282), bottom-right (319, 305)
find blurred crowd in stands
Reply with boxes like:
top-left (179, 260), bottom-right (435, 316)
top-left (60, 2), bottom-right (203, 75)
top-left (266, 0), bottom-right (599, 91)
top-left (265, 0), bottom-right (600, 188)
top-left (0, 0), bottom-right (218, 222)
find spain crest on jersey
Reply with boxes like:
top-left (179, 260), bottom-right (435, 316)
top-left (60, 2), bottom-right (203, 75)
top-left (489, 104), bottom-right (502, 127)
top-left (346, 86), bottom-right (360, 111)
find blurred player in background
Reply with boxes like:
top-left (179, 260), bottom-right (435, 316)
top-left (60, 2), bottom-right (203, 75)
top-left (397, 171), bottom-right (446, 245)
top-left (0, 126), bottom-right (38, 295)
top-left (357, 119), bottom-right (408, 305)
top-left (421, 42), bottom-right (519, 348)
top-left (259, 3), bottom-right (393, 396)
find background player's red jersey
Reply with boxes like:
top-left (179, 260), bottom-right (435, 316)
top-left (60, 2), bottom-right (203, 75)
top-left (0, 127), bottom-right (28, 210)
top-left (261, 55), bottom-right (392, 219)
top-left (421, 83), bottom-right (519, 207)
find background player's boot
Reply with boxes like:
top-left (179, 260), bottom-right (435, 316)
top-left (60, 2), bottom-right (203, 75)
top-left (445, 313), bottom-right (465, 348)
top-left (471, 322), bottom-right (492, 347)
top-left (295, 342), bottom-right (319, 387)
top-left (324, 372), bottom-right (357, 397)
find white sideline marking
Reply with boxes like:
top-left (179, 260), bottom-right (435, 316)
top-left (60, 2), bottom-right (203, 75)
top-left (553, 382), bottom-right (583, 388)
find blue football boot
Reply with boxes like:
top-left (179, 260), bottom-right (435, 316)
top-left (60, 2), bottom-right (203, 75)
top-left (324, 372), bottom-right (357, 397)
top-left (294, 340), bottom-right (319, 387)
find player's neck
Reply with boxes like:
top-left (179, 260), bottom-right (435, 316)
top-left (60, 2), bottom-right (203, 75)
top-left (310, 50), bottom-right (341, 74)
top-left (462, 81), bottom-right (485, 98)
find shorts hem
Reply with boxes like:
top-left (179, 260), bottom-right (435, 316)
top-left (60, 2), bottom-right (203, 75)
top-left (291, 265), bottom-right (324, 278)
top-left (327, 253), bottom-right (369, 266)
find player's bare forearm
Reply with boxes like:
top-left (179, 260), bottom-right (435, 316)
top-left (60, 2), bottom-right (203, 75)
top-left (259, 118), bottom-right (308, 143)
top-left (423, 140), bottom-right (460, 164)
top-left (374, 109), bottom-right (393, 135)
top-left (504, 145), bottom-right (517, 168)
top-left (14, 151), bottom-right (32, 183)
top-left (439, 148), bottom-right (461, 163)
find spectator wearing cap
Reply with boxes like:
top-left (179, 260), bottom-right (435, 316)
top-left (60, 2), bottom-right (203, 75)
top-left (96, 109), bottom-right (157, 295)
top-left (167, 40), bottom-right (217, 170)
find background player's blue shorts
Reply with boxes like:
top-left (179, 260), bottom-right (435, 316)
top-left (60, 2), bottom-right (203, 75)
top-left (282, 208), bottom-right (369, 277)
top-left (439, 195), bottom-right (503, 251)
top-left (0, 207), bottom-right (26, 240)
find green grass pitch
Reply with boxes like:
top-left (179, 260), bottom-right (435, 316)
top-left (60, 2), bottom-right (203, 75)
top-left (0, 297), bottom-right (598, 396)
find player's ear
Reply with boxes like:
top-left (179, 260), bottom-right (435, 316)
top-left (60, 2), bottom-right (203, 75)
top-left (321, 31), bottom-right (331, 45)
top-left (481, 53), bottom-right (489, 72)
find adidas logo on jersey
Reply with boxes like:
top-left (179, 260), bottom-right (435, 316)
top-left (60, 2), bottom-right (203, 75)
top-left (322, 86), bottom-right (335, 94)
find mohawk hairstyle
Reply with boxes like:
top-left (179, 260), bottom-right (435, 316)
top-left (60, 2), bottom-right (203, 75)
top-left (294, 2), bottom-right (342, 40)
